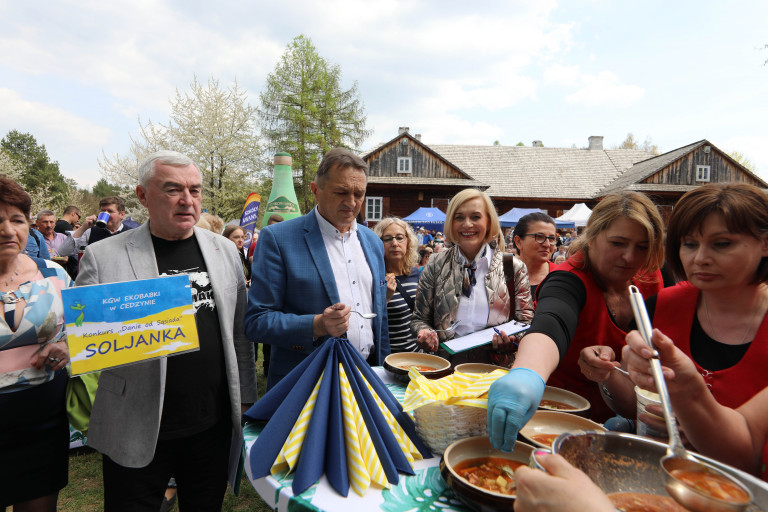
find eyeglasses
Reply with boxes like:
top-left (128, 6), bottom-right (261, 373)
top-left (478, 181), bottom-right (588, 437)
top-left (381, 235), bottom-right (407, 244)
top-left (522, 233), bottom-right (557, 245)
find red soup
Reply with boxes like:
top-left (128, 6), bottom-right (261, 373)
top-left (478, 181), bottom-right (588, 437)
top-left (608, 492), bottom-right (688, 512)
top-left (670, 468), bottom-right (750, 503)
top-left (453, 457), bottom-right (525, 495)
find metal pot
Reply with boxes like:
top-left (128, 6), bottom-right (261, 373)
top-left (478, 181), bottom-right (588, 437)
top-left (552, 432), bottom-right (768, 512)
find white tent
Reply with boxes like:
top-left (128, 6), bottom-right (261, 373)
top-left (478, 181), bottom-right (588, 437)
top-left (556, 203), bottom-right (592, 227)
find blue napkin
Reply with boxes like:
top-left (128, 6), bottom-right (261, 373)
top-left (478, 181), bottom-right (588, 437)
top-left (244, 340), bottom-right (332, 422)
top-left (324, 349), bottom-right (349, 496)
top-left (247, 341), bottom-right (332, 478)
top-left (343, 345), bottom-right (432, 458)
top-left (291, 350), bottom-right (334, 495)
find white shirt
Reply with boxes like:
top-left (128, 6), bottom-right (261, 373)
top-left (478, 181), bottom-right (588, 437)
top-left (314, 208), bottom-right (374, 360)
top-left (454, 244), bottom-right (492, 337)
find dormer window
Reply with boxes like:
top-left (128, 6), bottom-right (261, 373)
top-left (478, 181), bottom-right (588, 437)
top-left (696, 165), bottom-right (711, 182)
top-left (397, 157), bottom-right (412, 174)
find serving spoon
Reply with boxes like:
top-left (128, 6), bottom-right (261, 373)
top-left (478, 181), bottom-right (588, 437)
top-left (629, 285), bottom-right (752, 512)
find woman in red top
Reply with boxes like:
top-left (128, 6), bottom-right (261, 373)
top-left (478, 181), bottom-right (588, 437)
top-left (487, 191), bottom-right (665, 450)
top-left (511, 330), bottom-right (768, 512)
top-left (581, 183), bottom-right (768, 423)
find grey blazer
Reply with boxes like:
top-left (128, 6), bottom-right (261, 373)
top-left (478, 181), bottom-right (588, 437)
top-left (75, 223), bottom-right (257, 485)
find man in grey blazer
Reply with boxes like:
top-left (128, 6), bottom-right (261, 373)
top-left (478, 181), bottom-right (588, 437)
top-left (76, 150), bottom-right (257, 511)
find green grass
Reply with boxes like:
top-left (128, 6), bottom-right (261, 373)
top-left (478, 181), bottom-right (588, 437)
top-left (7, 345), bottom-right (274, 512)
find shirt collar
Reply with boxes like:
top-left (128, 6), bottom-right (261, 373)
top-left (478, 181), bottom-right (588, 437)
top-left (457, 243), bottom-right (492, 267)
top-left (313, 207), bottom-right (357, 239)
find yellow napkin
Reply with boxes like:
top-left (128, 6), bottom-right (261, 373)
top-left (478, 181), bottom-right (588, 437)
top-left (339, 365), bottom-right (388, 494)
top-left (402, 368), bottom-right (509, 412)
top-left (272, 371), bottom-right (324, 475)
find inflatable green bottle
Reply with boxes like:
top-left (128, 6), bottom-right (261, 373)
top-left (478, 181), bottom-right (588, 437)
top-left (263, 152), bottom-right (302, 226)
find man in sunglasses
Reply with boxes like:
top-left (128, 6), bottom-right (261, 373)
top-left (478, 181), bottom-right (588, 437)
top-left (54, 205), bottom-right (81, 234)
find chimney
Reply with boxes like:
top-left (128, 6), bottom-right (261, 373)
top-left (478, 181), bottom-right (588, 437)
top-left (398, 127), bottom-right (410, 135)
top-left (532, 140), bottom-right (543, 147)
top-left (588, 136), bottom-right (604, 150)
top-left (414, 133), bottom-right (421, 141)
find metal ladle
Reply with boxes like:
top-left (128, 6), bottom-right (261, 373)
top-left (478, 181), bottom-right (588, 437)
top-left (629, 285), bottom-right (753, 512)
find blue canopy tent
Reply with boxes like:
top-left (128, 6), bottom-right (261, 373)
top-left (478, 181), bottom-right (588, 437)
top-left (402, 207), bottom-right (446, 231)
top-left (498, 207), bottom-right (575, 229)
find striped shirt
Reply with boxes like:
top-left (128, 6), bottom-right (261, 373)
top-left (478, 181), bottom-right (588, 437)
top-left (387, 267), bottom-right (420, 353)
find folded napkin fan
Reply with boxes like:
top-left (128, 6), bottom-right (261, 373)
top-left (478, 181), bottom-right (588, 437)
top-left (244, 338), bottom-right (432, 497)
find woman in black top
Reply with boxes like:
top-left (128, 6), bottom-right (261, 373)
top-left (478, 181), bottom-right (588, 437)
top-left (374, 217), bottom-right (420, 353)
top-left (223, 225), bottom-right (251, 285)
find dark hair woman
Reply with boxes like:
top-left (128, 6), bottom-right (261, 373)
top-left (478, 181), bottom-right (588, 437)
top-left (0, 177), bottom-right (73, 510)
top-left (580, 183), bottom-right (768, 427)
top-left (223, 225), bottom-right (251, 284)
top-left (513, 212), bottom-right (558, 297)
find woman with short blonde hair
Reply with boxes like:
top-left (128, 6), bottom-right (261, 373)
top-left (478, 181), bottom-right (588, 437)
top-left (411, 189), bottom-right (533, 366)
top-left (443, 188), bottom-right (504, 251)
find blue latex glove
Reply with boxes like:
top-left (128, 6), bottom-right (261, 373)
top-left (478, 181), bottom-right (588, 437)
top-left (487, 367), bottom-right (546, 451)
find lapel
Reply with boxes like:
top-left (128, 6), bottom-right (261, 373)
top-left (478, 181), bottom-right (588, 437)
top-left (357, 226), bottom-right (382, 333)
top-left (125, 223), bottom-right (160, 280)
top-left (304, 210), bottom-right (340, 304)
top-left (196, 228), bottom-right (232, 326)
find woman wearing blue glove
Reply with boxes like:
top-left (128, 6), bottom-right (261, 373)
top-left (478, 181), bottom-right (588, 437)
top-left (487, 191), bottom-right (665, 451)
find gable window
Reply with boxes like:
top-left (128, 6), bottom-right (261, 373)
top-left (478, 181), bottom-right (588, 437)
top-left (397, 157), bottom-right (412, 174)
top-left (696, 165), bottom-right (711, 182)
top-left (366, 196), bottom-right (383, 221)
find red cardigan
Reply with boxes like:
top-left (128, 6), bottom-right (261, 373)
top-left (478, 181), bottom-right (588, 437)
top-left (654, 281), bottom-right (768, 410)
top-left (547, 255), bottom-right (663, 422)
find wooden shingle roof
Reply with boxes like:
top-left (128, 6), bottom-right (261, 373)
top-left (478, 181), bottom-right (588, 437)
top-left (598, 140), bottom-right (704, 195)
top-left (423, 144), bottom-right (654, 199)
top-left (599, 139), bottom-right (768, 195)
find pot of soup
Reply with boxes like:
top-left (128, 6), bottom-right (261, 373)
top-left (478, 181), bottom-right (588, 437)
top-left (551, 432), bottom-right (768, 512)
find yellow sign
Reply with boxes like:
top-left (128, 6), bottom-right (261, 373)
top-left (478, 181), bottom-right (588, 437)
top-left (62, 275), bottom-right (199, 375)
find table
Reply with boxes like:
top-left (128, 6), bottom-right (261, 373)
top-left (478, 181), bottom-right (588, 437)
top-left (244, 367), bottom-right (471, 512)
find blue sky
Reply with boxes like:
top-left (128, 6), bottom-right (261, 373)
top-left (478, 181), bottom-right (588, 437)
top-left (1, 0), bottom-right (766, 189)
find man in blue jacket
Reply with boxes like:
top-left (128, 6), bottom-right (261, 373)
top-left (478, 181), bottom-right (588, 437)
top-left (246, 148), bottom-right (390, 389)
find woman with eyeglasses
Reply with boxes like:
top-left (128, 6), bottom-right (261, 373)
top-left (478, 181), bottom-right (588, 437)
top-left (513, 212), bottom-right (558, 297)
top-left (372, 218), bottom-right (421, 353)
top-left (411, 189), bottom-right (534, 367)
top-left (487, 191), bottom-right (665, 451)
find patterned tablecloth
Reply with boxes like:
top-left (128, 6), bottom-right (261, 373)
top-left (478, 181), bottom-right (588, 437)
top-left (244, 367), bottom-right (471, 512)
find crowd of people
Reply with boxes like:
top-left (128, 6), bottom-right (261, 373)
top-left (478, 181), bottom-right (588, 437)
top-left (2, 145), bottom-right (768, 511)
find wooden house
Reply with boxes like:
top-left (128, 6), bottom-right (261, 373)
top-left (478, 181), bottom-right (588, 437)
top-left (361, 128), bottom-right (767, 225)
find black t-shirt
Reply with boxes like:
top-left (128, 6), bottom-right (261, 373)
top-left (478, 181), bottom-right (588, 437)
top-left (54, 219), bottom-right (73, 234)
top-left (644, 295), bottom-right (749, 372)
top-left (152, 234), bottom-right (228, 439)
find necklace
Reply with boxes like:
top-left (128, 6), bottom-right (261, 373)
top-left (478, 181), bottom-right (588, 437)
top-left (0, 260), bottom-right (20, 288)
top-left (702, 290), bottom-right (766, 344)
